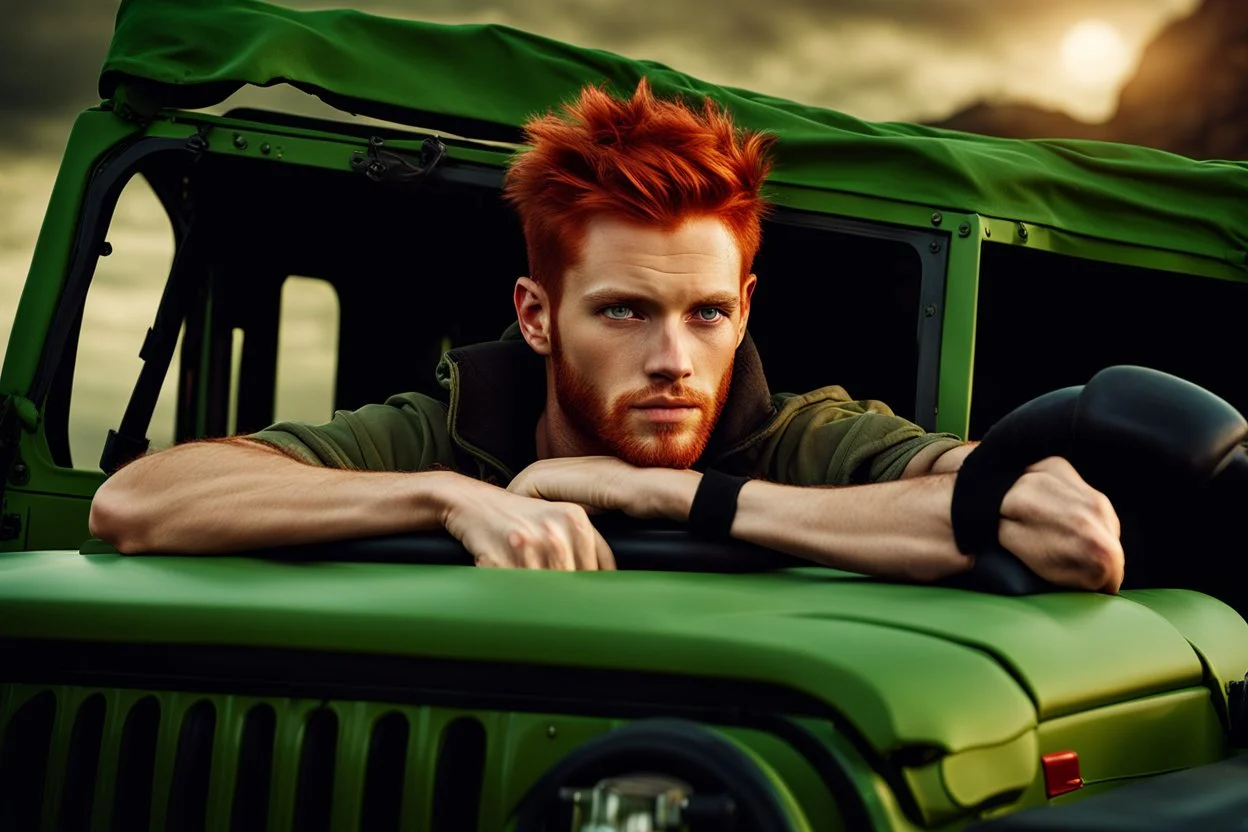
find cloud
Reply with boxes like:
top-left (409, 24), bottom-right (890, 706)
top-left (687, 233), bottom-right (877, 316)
top-left (0, 0), bottom-right (121, 148)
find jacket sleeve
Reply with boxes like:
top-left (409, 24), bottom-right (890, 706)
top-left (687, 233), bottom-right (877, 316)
top-left (246, 392), bottom-right (457, 472)
top-left (763, 390), bottom-right (964, 485)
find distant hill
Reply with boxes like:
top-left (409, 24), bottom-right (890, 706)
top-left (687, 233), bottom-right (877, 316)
top-left (930, 0), bottom-right (1248, 161)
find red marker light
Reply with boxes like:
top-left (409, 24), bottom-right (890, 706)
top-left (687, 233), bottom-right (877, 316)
top-left (1042, 750), bottom-right (1083, 798)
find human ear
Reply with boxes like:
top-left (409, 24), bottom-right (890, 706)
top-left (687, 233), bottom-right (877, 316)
top-left (737, 273), bottom-right (758, 346)
top-left (514, 277), bottom-right (553, 356)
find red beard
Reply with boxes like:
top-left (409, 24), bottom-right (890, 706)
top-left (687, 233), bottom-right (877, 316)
top-left (551, 336), bottom-right (734, 469)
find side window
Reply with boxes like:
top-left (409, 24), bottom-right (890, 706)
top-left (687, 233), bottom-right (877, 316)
top-left (969, 245), bottom-right (1248, 438)
top-left (272, 276), bottom-right (339, 426)
top-left (67, 175), bottom-right (179, 468)
top-left (750, 216), bottom-right (927, 420)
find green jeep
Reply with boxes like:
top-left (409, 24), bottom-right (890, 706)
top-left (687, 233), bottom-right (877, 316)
top-left (3, 0), bottom-right (1248, 830)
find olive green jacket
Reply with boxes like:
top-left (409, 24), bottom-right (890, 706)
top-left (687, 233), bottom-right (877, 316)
top-left (251, 328), bottom-right (962, 485)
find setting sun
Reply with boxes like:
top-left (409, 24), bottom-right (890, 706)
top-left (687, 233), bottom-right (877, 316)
top-left (1061, 20), bottom-right (1132, 89)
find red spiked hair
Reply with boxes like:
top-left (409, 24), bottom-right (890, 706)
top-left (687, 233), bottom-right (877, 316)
top-left (503, 78), bottom-right (776, 299)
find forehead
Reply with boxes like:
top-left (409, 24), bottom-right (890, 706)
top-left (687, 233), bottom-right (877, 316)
top-left (567, 215), bottom-right (742, 299)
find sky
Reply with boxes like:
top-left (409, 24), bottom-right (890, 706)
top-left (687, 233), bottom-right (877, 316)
top-left (0, 0), bottom-right (1201, 467)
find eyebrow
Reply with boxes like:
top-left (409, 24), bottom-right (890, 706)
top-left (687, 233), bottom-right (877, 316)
top-left (581, 289), bottom-right (741, 313)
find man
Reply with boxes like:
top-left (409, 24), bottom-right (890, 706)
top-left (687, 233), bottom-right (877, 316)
top-left (89, 80), bottom-right (1123, 591)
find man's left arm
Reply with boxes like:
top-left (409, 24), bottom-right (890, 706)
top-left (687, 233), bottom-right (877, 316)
top-left (508, 437), bottom-right (1122, 591)
top-left (646, 440), bottom-right (1117, 589)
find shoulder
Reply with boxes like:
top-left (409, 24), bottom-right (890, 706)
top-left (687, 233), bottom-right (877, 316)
top-left (379, 391), bottom-right (451, 422)
top-left (771, 385), bottom-right (902, 424)
top-left (250, 392), bottom-right (454, 471)
top-left (746, 386), bottom-right (953, 485)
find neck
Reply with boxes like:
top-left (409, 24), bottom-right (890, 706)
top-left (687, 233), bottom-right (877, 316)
top-left (535, 368), bottom-right (606, 460)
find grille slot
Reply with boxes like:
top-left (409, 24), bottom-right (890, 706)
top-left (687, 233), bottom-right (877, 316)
top-left (430, 717), bottom-right (486, 832)
top-left (361, 711), bottom-right (410, 832)
top-left (59, 692), bottom-right (106, 831)
top-left (231, 703), bottom-right (277, 832)
top-left (112, 695), bottom-right (161, 831)
top-left (293, 707), bottom-right (338, 832)
top-left (0, 690), bottom-right (56, 830)
top-left (0, 682), bottom-right (621, 832)
top-left (167, 699), bottom-right (216, 831)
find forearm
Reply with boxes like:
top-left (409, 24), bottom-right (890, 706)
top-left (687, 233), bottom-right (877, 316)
top-left (89, 440), bottom-right (483, 554)
top-left (647, 470), bottom-right (971, 582)
top-left (731, 476), bottom-right (970, 580)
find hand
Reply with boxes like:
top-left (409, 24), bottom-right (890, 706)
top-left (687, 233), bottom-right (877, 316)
top-left (998, 456), bottom-right (1124, 592)
top-left (508, 456), bottom-right (698, 519)
top-left (440, 481), bottom-right (615, 570)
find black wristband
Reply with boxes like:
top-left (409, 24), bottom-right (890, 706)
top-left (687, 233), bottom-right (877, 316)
top-left (687, 470), bottom-right (750, 540)
top-left (950, 455), bottom-right (1021, 555)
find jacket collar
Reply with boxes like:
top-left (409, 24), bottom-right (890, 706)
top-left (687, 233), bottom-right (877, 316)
top-left (438, 327), bottom-right (777, 479)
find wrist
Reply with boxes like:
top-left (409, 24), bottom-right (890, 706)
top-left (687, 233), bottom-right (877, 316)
top-left (644, 468), bottom-right (702, 520)
top-left (421, 470), bottom-right (496, 527)
top-left (686, 470), bottom-right (750, 539)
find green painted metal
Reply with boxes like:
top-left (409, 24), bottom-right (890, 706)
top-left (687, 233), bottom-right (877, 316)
top-left (791, 719), bottom-right (929, 831)
top-left (1037, 688), bottom-right (1226, 789)
top-left (941, 729), bottom-right (1037, 809)
top-left (1119, 589), bottom-right (1248, 718)
top-left (7, 674), bottom-right (1222, 829)
top-left (0, 553), bottom-right (1034, 757)
top-left (935, 213), bottom-right (982, 438)
top-left (2, 552), bottom-right (1240, 756)
top-left (0, 682), bottom-right (836, 831)
top-left (719, 727), bottom-right (843, 829)
top-left (14, 491), bottom-right (92, 552)
top-left (0, 110), bottom-right (140, 396)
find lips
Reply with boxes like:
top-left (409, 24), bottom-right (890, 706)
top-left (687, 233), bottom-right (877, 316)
top-left (631, 398), bottom-right (698, 409)
top-left (631, 399), bottom-right (701, 423)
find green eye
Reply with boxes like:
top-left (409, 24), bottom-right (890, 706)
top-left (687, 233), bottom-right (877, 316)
top-left (603, 305), bottom-right (633, 320)
top-left (697, 308), bottom-right (725, 322)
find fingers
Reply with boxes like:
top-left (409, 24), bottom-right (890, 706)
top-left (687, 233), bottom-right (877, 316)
top-left (469, 499), bottom-right (606, 571)
top-left (1000, 517), bottom-right (1124, 592)
top-left (594, 528), bottom-right (617, 572)
top-left (563, 503), bottom-right (599, 572)
top-left (999, 456), bottom-right (1125, 592)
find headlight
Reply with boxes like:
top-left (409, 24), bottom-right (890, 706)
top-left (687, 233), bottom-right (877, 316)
top-left (561, 773), bottom-right (729, 831)
top-left (512, 718), bottom-right (807, 832)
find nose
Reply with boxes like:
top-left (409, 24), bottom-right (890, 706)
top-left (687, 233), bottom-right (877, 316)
top-left (643, 317), bottom-right (695, 383)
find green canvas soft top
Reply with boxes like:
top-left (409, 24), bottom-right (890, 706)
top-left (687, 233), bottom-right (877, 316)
top-left (99, 0), bottom-right (1248, 271)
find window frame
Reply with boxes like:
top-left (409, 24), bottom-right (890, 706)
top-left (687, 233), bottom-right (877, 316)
top-left (36, 136), bottom-right (202, 472)
top-left (31, 130), bottom-right (953, 478)
top-left (764, 207), bottom-right (949, 430)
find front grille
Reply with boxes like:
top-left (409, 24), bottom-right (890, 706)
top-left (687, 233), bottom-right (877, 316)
top-left (0, 684), bottom-right (540, 832)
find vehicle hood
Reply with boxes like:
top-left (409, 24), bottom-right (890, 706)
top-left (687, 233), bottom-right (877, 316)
top-left (2, 552), bottom-right (1244, 758)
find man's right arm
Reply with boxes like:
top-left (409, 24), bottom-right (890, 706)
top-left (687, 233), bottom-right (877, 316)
top-left (89, 440), bottom-right (615, 570)
top-left (90, 439), bottom-right (472, 553)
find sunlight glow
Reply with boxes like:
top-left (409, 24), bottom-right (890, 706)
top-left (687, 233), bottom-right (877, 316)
top-left (1061, 20), bottom-right (1132, 90)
